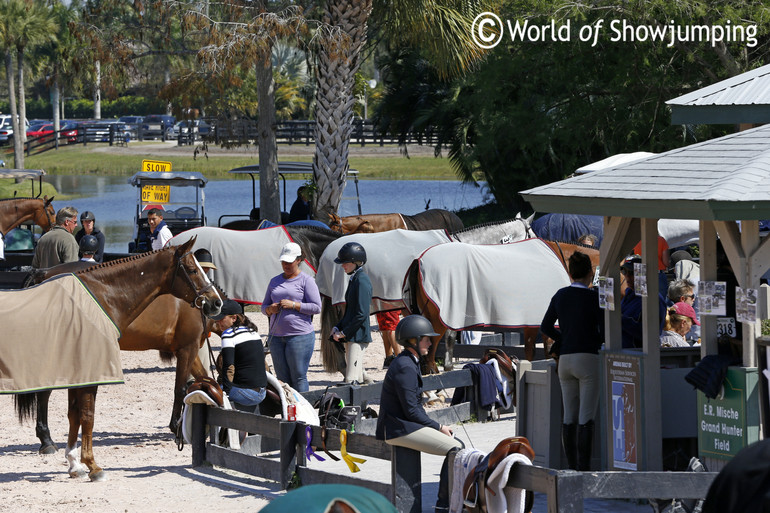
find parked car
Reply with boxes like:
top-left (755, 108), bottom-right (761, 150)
top-left (0, 115), bottom-right (29, 145)
top-left (119, 116), bottom-right (143, 139)
top-left (172, 119), bottom-right (211, 138)
top-left (142, 114), bottom-right (176, 139)
top-left (27, 124), bottom-right (55, 141)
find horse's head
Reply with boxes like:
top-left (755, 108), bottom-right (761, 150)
top-left (328, 213), bottom-right (344, 233)
top-left (34, 196), bottom-right (56, 232)
top-left (171, 237), bottom-right (223, 317)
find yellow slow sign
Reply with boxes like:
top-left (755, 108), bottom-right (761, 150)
top-left (141, 160), bottom-right (172, 203)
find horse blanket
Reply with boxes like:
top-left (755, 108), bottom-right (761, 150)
top-left (0, 274), bottom-right (122, 393)
top-left (258, 219), bottom-right (332, 231)
top-left (315, 229), bottom-right (453, 313)
top-left (406, 239), bottom-right (571, 330)
top-left (532, 213), bottom-right (604, 246)
top-left (170, 226), bottom-right (314, 304)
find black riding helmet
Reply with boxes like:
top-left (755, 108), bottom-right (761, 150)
top-left (334, 242), bottom-right (367, 265)
top-left (194, 248), bottom-right (217, 270)
top-left (395, 315), bottom-right (438, 348)
top-left (79, 234), bottom-right (99, 254)
top-left (80, 211), bottom-right (96, 222)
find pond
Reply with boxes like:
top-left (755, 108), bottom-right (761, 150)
top-left (43, 175), bottom-right (492, 252)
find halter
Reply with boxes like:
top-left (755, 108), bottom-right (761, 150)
top-left (173, 251), bottom-right (218, 309)
top-left (516, 216), bottom-right (535, 239)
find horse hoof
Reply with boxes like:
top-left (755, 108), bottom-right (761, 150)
top-left (69, 468), bottom-right (87, 479)
top-left (39, 443), bottom-right (58, 455)
top-left (89, 470), bottom-right (107, 482)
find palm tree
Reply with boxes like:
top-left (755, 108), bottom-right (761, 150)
top-left (311, 0), bottom-right (488, 219)
top-left (0, 0), bottom-right (24, 168)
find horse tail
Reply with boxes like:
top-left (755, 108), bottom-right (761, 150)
top-left (13, 393), bottom-right (38, 423)
top-left (158, 351), bottom-right (174, 364)
top-left (320, 296), bottom-right (343, 373)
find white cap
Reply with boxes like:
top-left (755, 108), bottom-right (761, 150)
top-left (279, 242), bottom-right (302, 262)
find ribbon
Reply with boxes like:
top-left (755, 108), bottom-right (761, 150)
top-left (339, 429), bottom-right (366, 473)
top-left (305, 425), bottom-right (325, 462)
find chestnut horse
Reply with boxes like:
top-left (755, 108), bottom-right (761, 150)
top-left (29, 256), bottom-right (216, 454)
top-left (409, 240), bottom-right (600, 372)
top-left (0, 196), bottom-right (55, 236)
top-left (13, 238), bottom-right (222, 481)
top-left (328, 209), bottom-right (464, 234)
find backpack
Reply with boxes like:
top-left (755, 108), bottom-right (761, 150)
top-left (314, 389), bottom-right (361, 432)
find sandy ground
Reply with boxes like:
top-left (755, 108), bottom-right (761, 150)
top-left (0, 312), bottom-right (408, 513)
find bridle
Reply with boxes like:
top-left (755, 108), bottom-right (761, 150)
top-left (172, 251), bottom-right (219, 310)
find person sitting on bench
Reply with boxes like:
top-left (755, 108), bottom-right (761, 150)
top-left (376, 314), bottom-right (463, 513)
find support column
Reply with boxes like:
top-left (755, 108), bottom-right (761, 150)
top-left (641, 218), bottom-right (662, 470)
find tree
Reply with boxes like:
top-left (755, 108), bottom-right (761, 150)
top-left (376, 0), bottom-right (770, 210)
top-left (310, 0), bottom-right (488, 219)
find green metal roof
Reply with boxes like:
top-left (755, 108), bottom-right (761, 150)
top-left (520, 123), bottom-right (770, 221)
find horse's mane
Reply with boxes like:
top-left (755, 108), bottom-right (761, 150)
top-left (451, 217), bottom-right (524, 235)
top-left (545, 238), bottom-right (598, 250)
top-left (75, 246), bottom-right (176, 276)
top-left (0, 197), bottom-right (39, 202)
top-left (288, 225), bottom-right (342, 238)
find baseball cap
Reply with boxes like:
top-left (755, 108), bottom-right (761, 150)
top-left (672, 301), bottom-right (700, 325)
top-left (279, 242), bottom-right (302, 263)
top-left (210, 299), bottom-right (242, 321)
top-left (620, 255), bottom-right (642, 273)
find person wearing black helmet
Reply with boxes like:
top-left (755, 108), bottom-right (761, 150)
top-left (620, 254), bottom-right (667, 349)
top-left (75, 210), bottom-right (106, 262)
top-left (376, 314), bottom-right (463, 513)
top-left (79, 235), bottom-right (100, 262)
top-left (194, 248), bottom-right (217, 277)
top-left (331, 241), bottom-right (373, 385)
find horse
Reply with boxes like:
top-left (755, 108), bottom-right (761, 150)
top-left (11, 238), bottom-right (222, 481)
top-left (316, 216), bottom-right (537, 374)
top-left (328, 209), bottom-right (464, 234)
top-left (0, 196), bottom-right (55, 236)
top-left (404, 239), bottom-right (573, 373)
top-left (28, 258), bottom-right (217, 453)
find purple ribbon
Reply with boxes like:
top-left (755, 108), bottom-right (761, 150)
top-left (305, 425), bottom-right (325, 462)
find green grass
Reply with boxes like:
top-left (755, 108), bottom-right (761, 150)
top-left (12, 143), bottom-right (461, 180)
top-left (0, 179), bottom-right (62, 200)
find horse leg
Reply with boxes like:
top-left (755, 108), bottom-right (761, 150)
top-left (442, 330), bottom-right (457, 372)
top-left (65, 389), bottom-right (88, 479)
top-left (35, 390), bottom-right (58, 454)
top-left (170, 343), bottom-right (200, 433)
top-left (75, 386), bottom-right (105, 482)
top-left (522, 327), bottom-right (537, 361)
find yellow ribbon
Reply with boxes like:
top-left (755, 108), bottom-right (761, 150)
top-left (339, 429), bottom-right (366, 473)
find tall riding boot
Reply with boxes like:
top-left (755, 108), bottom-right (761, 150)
top-left (562, 423), bottom-right (578, 470)
top-left (577, 420), bottom-right (595, 471)
top-left (435, 447), bottom-right (460, 513)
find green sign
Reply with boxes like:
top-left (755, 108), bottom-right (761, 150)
top-left (697, 367), bottom-right (759, 461)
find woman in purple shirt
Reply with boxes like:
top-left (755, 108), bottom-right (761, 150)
top-left (262, 242), bottom-right (322, 392)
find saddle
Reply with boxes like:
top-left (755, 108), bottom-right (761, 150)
top-left (186, 376), bottom-right (224, 407)
top-left (462, 436), bottom-right (535, 513)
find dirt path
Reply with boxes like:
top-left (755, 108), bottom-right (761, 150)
top-left (0, 313), bottom-right (395, 513)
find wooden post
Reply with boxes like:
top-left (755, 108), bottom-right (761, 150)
top-left (191, 404), bottom-right (208, 467)
top-left (552, 471), bottom-right (584, 513)
top-left (279, 421), bottom-right (299, 490)
top-left (700, 221), bottom-right (718, 356)
top-left (392, 446), bottom-right (422, 513)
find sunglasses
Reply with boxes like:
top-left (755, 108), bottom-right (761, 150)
top-left (683, 294), bottom-right (695, 299)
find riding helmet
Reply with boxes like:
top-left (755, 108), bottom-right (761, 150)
top-left (194, 248), bottom-right (217, 270)
top-left (395, 315), bottom-right (438, 345)
top-left (80, 210), bottom-right (96, 222)
top-left (334, 242), bottom-right (367, 265)
top-left (79, 234), bottom-right (99, 254)
top-left (620, 255), bottom-right (642, 274)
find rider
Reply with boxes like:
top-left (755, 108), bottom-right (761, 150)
top-left (75, 211), bottom-right (106, 262)
top-left (79, 235), bottom-right (100, 263)
top-left (331, 242), bottom-right (372, 385)
top-left (376, 314), bottom-right (463, 513)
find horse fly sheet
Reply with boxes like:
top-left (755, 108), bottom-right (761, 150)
top-left (532, 213), bottom-right (604, 246)
top-left (170, 226), bottom-right (314, 304)
top-left (0, 274), bottom-right (122, 393)
top-left (407, 239), bottom-right (571, 330)
top-left (315, 229), bottom-right (453, 313)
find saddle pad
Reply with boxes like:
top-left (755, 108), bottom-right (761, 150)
top-left (169, 226), bottom-right (314, 304)
top-left (0, 274), bottom-right (123, 393)
top-left (315, 229), bottom-right (452, 313)
top-left (412, 239), bottom-right (571, 330)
